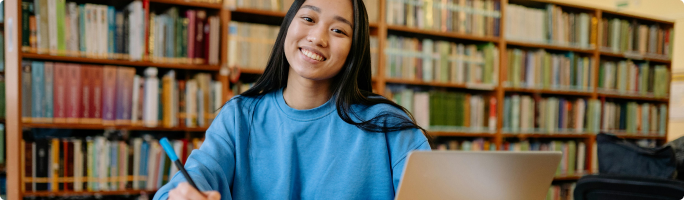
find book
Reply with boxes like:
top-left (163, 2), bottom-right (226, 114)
top-left (601, 17), bottom-right (673, 59)
top-left (506, 49), bottom-right (593, 91)
top-left (227, 21), bottom-right (280, 70)
top-left (598, 60), bottom-right (669, 98)
top-left (503, 94), bottom-right (598, 134)
top-left (435, 138), bottom-right (494, 151)
top-left (22, 60), bottom-right (33, 122)
top-left (506, 4), bottom-right (593, 48)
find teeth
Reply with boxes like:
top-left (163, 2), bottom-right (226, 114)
top-left (302, 49), bottom-right (324, 61)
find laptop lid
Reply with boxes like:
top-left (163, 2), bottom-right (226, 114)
top-left (395, 151), bottom-right (562, 200)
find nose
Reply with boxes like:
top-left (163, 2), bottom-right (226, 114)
top-left (306, 25), bottom-right (329, 48)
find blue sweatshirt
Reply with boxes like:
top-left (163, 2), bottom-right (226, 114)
top-left (154, 88), bottom-right (430, 200)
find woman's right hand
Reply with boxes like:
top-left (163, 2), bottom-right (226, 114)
top-left (168, 182), bottom-right (221, 200)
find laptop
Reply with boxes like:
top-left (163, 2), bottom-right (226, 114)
top-left (395, 151), bottom-right (562, 200)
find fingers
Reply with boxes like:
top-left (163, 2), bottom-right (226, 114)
top-left (204, 191), bottom-right (222, 200)
top-left (168, 182), bottom-right (212, 200)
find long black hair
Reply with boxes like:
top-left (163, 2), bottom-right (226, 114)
top-left (237, 0), bottom-right (432, 145)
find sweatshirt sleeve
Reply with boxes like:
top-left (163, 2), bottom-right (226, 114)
top-left (153, 105), bottom-right (238, 200)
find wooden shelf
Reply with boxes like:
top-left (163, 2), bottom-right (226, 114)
top-left (431, 131), bottom-right (497, 137)
top-left (506, 40), bottom-right (595, 53)
top-left (505, 87), bottom-right (594, 96)
top-left (600, 51), bottom-right (671, 64)
top-left (385, 78), bottom-right (496, 91)
top-left (386, 25), bottom-right (500, 43)
top-left (22, 53), bottom-right (221, 71)
top-left (23, 190), bottom-right (157, 197)
top-left (149, 0), bottom-right (223, 9)
top-left (240, 67), bottom-right (265, 74)
top-left (232, 8), bottom-right (287, 17)
top-left (503, 133), bottom-right (594, 139)
top-left (553, 175), bottom-right (582, 181)
top-left (22, 123), bottom-right (209, 132)
top-left (598, 93), bottom-right (669, 102)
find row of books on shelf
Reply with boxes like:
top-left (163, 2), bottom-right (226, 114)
top-left (601, 17), bottom-right (673, 59)
top-left (23, 134), bottom-right (205, 192)
top-left (505, 49), bottom-right (594, 92)
top-left (547, 183), bottom-right (576, 200)
top-left (598, 60), bottom-right (670, 98)
top-left (227, 22), bottom-right (279, 70)
top-left (387, 87), bottom-right (497, 132)
top-left (503, 95), bottom-right (601, 134)
top-left (506, 4), bottom-right (596, 49)
top-left (21, 61), bottom-right (223, 128)
top-left (434, 138), bottom-right (495, 151)
top-left (385, 36), bottom-right (498, 85)
top-left (21, 1), bottom-right (221, 65)
top-left (601, 101), bottom-right (667, 136)
top-left (386, 0), bottom-right (501, 37)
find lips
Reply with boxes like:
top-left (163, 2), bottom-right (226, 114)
top-left (299, 47), bottom-right (327, 62)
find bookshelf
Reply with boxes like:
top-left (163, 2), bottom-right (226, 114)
top-left (3, 0), bottom-right (675, 199)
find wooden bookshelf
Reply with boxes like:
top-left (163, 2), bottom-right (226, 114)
top-left (504, 87), bottom-right (594, 97)
top-left (22, 123), bottom-right (209, 132)
top-left (149, 0), bottom-right (223, 9)
top-left (430, 131), bottom-right (497, 138)
top-left (506, 40), bottom-right (595, 54)
top-left (23, 190), bottom-right (157, 197)
top-left (599, 51), bottom-right (672, 64)
top-left (598, 93), bottom-right (669, 102)
top-left (22, 53), bottom-right (221, 71)
top-left (4, 0), bottom-right (675, 198)
top-left (386, 25), bottom-right (500, 43)
top-left (502, 133), bottom-right (594, 139)
top-left (385, 78), bottom-right (496, 91)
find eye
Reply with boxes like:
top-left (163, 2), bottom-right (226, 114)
top-left (332, 29), bottom-right (346, 35)
top-left (302, 17), bottom-right (314, 23)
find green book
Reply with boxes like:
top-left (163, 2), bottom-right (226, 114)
top-left (554, 141), bottom-right (563, 176)
top-left (567, 140), bottom-right (576, 176)
top-left (56, 0), bottom-right (66, 54)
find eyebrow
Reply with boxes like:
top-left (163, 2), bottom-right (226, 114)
top-left (301, 5), bottom-right (354, 28)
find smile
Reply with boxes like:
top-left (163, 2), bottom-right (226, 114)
top-left (300, 48), bottom-right (327, 62)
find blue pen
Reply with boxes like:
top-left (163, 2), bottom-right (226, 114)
top-left (160, 137), bottom-right (201, 192)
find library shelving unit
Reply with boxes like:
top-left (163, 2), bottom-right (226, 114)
top-left (2, 0), bottom-right (674, 199)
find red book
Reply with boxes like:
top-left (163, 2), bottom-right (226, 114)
top-left (195, 10), bottom-right (206, 64)
top-left (186, 10), bottom-right (196, 61)
top-left (65, 64), bottom-right (82, 124)
top-left (80, 66), bottom-right (92, 124)
top-left (203, 17), bottom-right (211, 64)
top-left (181, 139), bottom-right (189, 163)
top-left (91, 67), bottom-right (104, 124)
top-left (53, 63), bottom-right (68, 123)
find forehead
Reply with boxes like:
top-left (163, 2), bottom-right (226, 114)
top-left (300, 0), bottom-right (354, 20)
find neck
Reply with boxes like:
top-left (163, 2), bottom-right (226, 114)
top-left (282, 68), bottom-right (333, 110)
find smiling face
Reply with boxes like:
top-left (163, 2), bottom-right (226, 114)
top-left (284, 0), bottom-right (354, 81)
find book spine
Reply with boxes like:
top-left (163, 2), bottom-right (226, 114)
top-left (80, 66), bottom-right (92, 124)
top-left (65, 64), bottom-right (82, 123)
top-left (102, 66), bottom-right (118, 125)
top-left (31, 61), bottom-right (45, 123)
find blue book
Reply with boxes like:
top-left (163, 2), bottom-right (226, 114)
top-left (31, 61), bottom-right (44, 122)
top-left (44, 62), bottom-right (54, 121)
top-left (140, 141), bottom-right (149, 188)
top-left (79, 4), bottom-right (86, 52)
top-left (157, 149), bottom-right (166, 188)
top-left (108, 6), bottom-right (116, 56)
top-left (577, 58), bottom-right (583, 90)
top-left (109, 141), bottom-right (118, 190)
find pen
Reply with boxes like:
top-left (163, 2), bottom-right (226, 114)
top-left (160, 137), bottom-right (202, 192)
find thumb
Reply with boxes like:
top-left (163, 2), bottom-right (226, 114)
top-left (203, 191), bottom-right (221, 200)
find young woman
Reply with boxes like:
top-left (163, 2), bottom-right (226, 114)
top-left (155, 0), bottom-right (430, 199)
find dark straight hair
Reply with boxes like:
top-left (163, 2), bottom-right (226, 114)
top-left (237, 0), bottom-right (432, 145)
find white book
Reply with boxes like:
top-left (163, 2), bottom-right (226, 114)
top-left (47, 0), bottom-right (57, 53)
top-left (146, 142), bottom-right (159, 190)
top-left (100, 5), bottom-right (108, 57)
top-left (576, 99), bottom-right (586, 133)
top-left (73, 139), bottom-right (83, 191)
top-left (68, 2), bottom-right (79, 55)
top-left (186, 80), bottom-right (198, 127)
top-left (84, 4), bottom-right (92, 56)
top-left (132, 138), bottom-right (142, 189)
top-left (198, 88), bottom-right (206, 127)
top-left (143, 68), bottom-right (159, 127)
top-left (214, 81), bottom-right (223, 113)
top-left (173, 80), bottom-right (179, 127)
top-left (576, 142), bottom-right (586, 174)
top-left (128, 1), bottom-right (144, 60)
top-left (96, 137), bottom-right (109, 191)
top-left (94, 5), bottom-right (103, 56)
top-left (413, 92), bottom-right (430, 128)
